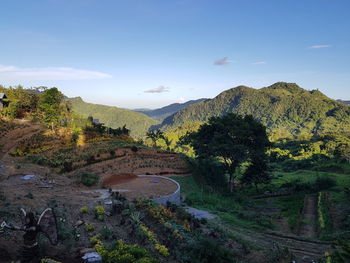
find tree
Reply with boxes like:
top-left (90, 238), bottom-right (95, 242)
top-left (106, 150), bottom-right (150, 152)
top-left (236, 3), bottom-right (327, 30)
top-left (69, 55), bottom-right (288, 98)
top-left (146, 129), bottom-right (165, 147)
top-left (183, 113), bottom-right (270, 191)
top-left (240, 156), bottom-right (271, 192)
top-left (37, 88), bottom-right (64, 129)
top-left (163, 136), bottom-right (173, 151)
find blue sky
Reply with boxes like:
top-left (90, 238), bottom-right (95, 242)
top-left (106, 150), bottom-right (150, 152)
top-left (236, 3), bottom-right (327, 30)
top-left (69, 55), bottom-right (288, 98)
top-left (0, 0), bottom-right (349, 108)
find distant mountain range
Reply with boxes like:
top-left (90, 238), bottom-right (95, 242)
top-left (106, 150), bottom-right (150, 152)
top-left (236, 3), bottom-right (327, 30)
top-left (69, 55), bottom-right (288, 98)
top-left (68, 97), bottom-right (159, 138)
top-left (154, 82), bottom-right (350, 140)
top-left (134, 99), bottom-right (207, 121)
top-left (337, 99), bottom-right (350, 105)
top-left (68, 83), bottom-right (350, 140)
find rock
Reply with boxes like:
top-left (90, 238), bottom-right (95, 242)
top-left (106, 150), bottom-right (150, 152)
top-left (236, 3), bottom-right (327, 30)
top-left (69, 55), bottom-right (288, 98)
top-left (21, 174), bottom-right (35, 180)
top-left (302, 255), bottom-right (310, 262)
top-left (82, 252), bottom-right (102, 263)
top-left (75, 220), bottom-right (84, 227)
top-left (78, 247), bottom-right (95, 255)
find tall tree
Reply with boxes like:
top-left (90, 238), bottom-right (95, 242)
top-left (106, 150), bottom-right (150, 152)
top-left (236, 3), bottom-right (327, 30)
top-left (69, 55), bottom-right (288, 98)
top-left (183, 113), bottom-right (270, 191)
top-left (37, 88), bottom-right (64, 129)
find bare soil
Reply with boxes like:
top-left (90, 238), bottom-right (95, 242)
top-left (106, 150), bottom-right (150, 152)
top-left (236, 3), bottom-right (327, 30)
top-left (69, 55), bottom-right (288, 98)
top-left (0, 123), bottom-right (184, 261)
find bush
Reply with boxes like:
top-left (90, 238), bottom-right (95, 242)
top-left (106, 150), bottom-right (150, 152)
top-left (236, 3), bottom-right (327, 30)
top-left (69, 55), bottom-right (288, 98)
top-left (78, 173), bottom-right (99, 187)
top-left (131, 146), bottom-right (138, 153)
top-left (62, 161), bottom-right (73, 172)
top-left (80, 206), bottom-right (89, 213)
top-left (178, 237), bottom-right (235, 263)
top-left (85, 222), bottom-right (95, 232)
top-left (313, 176), bottom-right (336, 191)
top-left (95, 206), bottom-right (106, 221)
top-left (95, 239), bottom-right (157, 263)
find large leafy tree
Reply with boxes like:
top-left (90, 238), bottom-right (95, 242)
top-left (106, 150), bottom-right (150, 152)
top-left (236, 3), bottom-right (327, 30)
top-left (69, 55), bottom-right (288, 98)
top-left (146, 129), bottom-right (165, 147)
top-left (183, 113), bottom-right (270, 190)
top-left (37, 87), bottom-right (64, 129)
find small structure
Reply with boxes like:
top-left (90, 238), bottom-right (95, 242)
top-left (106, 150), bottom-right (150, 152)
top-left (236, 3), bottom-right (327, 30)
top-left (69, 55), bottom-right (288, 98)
top-left (0, 93), bottom-right (8, 109)
top-left (92, 119), bottom-right (100, 124)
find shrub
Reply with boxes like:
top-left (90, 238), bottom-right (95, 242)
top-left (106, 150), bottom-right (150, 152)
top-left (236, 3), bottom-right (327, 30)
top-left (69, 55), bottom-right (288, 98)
top-left (100, 226), bottom-right (112, 240)
top-left (154, 244), bottom-right (169, 257)
top-left (131, 146), bottom-right (138, 153)
top-left (313, 176), bottom-right (336, 191)
top-left (62, 161), bottom-right (73, 172)
top-left (78, 173), bottom-right (99, 187)
top-left (85, 222), bottom-right (95, 232)
top-left (80, 206), bottom-right (89, 213)
top-left (94, 239), bottom-right (157, 263)
top-left (178, 237), bottom-right (235, 263)
top-left (95, 206), bottom-right (106, 221)
top-left (90, 233), bottom-right (102, 245)
top-left (24, 192), bottom-right (34, 199)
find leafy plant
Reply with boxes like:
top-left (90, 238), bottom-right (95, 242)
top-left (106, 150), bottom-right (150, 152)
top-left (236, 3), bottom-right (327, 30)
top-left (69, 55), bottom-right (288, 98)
top-left (78, 173), bottom-right (99, 187)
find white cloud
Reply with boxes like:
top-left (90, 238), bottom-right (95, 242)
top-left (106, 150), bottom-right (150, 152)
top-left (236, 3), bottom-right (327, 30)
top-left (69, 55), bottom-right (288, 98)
top-left (0, 65), bottom-right (112, 80)
top-left (214, 57), bottom-right (231, 65)
top-left (253, 61), bottom-right (266, 65)
top-left (309, 45), bottom-right (331, 49)
top-left (144, 86), bottom-right (170, 93)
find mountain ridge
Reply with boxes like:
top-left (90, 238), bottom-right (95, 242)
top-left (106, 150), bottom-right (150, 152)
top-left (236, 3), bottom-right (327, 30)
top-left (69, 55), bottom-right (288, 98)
top-left (134, 99), bottom-right (207, 121)
top-left (154, 82), bottom-right (350, 140)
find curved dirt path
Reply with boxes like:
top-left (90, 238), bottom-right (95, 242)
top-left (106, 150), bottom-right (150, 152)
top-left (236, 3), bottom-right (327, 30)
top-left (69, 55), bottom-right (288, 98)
top-left (298, 194), bottom-right (317, 238)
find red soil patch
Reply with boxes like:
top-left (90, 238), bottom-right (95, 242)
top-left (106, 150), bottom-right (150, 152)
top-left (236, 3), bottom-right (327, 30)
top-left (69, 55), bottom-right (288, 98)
top-left (108, 177), bottom-right (178, 200)
top-left (102, 173), bottom-right (137, 185)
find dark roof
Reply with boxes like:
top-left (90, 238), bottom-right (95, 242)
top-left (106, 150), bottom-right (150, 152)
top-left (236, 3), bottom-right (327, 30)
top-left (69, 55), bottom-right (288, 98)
top-left (0, 93), bottom-right (7, 99)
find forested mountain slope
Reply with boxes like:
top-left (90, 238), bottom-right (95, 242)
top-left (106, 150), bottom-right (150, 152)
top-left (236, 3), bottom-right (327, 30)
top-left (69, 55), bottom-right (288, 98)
top-left (156, 82), bottom-right (350, 140)
top-left (68, 97), bottom-right (159, 138)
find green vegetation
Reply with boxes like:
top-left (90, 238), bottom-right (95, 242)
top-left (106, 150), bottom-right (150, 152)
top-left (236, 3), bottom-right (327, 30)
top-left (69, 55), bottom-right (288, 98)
top-left (95, 239), bottom-right (157, 263)
top-left (68, 97), bottom-right (159, 138)
top-left (172, 176), bottom-right (271, 229)
top-left (277, 193), bottom-right (304, 232)
top-left (78, 173), bottom-right (99, 187)
top-left (182, 113), bottom-right (271, 191)
top-left (157, 82), bottom-right (350, 140)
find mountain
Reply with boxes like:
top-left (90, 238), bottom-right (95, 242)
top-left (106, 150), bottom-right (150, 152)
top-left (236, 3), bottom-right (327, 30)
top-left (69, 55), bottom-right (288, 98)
top-left (68, 97), bottom-right (159, 138)
top-left (337, 99), bottom-right (350, 105)
top-left (134, 99), bottom-right (207, 121)
top-left (155, 82), bottom-right (350, 140)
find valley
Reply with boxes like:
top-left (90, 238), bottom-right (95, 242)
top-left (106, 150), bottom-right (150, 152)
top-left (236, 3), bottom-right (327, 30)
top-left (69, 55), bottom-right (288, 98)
top-left (0, 84), bottom-right (349, 263)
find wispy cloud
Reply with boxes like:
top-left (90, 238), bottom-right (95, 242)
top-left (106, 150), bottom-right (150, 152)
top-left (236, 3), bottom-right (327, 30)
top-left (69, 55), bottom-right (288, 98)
top-left (309, 45), bottom-right (331, 49)
top-left (253, 61), bottom-right (266, 65)
top-left (144, 86), bottom-right (170, 93)
top-left (0, 65), bottom-right (112, 80)
top-left (214, 57), bottom-right (231, 65)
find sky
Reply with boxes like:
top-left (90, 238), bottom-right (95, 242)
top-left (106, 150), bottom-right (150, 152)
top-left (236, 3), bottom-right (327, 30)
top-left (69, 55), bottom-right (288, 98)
top-left (0, 0), bottom-right (349, 109)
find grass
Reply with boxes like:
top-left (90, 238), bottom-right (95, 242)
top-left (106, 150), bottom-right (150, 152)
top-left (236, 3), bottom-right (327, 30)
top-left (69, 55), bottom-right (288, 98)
top-left (276, 193), bottom-right (304, 232)
top-left (171, 176), bottom-right (271, 230)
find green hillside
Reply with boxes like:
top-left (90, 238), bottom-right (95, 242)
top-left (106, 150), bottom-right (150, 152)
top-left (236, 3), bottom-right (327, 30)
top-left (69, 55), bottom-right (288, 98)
top-left (156, 82), bottom-right (350, 140)
top-left (134, 99), bottom-right (207, 121)
top-left (68, 97), bottom-right (159, 138)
